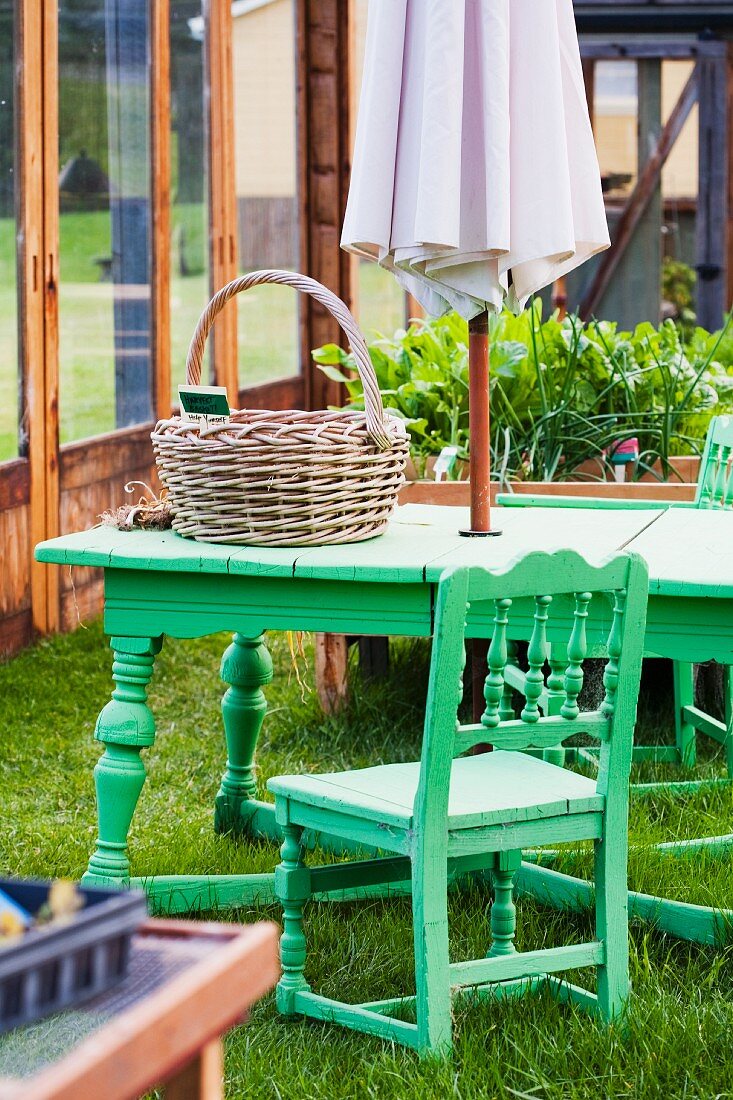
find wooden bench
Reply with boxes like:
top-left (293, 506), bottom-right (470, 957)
top-left (0, 919), bottom-right (279, 1100)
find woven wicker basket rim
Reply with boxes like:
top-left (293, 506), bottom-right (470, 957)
top-left (182, 269), bottom-right (392, 450)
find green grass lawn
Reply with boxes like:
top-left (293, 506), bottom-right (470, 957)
top-left (1, 624), bottom-right (733, 1097)
top-left (0, 209), bottom-right (405, 461)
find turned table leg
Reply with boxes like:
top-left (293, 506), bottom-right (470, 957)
top-left (82, 636), bottom-right (163, 888)
top-left (488, 850), bottom-right (520, 958)
top-left (214, 633), bottom-right (273, 835)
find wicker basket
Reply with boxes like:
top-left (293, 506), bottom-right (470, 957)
top-left (152, 270), bottom-right (409, 547)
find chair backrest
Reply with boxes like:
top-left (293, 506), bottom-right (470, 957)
top-left (413, 549), bottom-right (649, 846)
top-left (695, 415), bottom-right (733, 509)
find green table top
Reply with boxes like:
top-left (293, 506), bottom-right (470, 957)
top-left (34, 503), bottom-right (733, 599)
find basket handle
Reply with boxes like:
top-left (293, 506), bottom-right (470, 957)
top-left (185, 269), bottom-right (391, 449)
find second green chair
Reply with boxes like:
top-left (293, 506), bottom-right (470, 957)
top-left (498, 413), bottom-right (733, 788)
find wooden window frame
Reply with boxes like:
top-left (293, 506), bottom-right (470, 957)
top-left (17, 0), bottom-right (59, 635)
top-left (296, 0), bottom-right (351, 411)
top-left (579, 37), bottom-right (733, 327)
top-left (200, 0), bottom-right (357, 416)
top-left (151, 0), bottom-right (172, 422)
top-left (204, 0), bottom-right (238, 403)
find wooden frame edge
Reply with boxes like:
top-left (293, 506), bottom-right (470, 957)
top-left (18, 0), bottom-right (60, 635)
top-left (17, 0), bottom-right (46, 630)
top-left (12, 921), bottom-right (279, 1100)
top-left (205, 0), bottom-right (238, 402)
top-left (41, 0), bottom-right (60, 631)
top-left (721, 39), bottom-right (726, 314)
top-left (150, 0), bottom-right (171, 421)
top-left (295, 0), bottom-right (311, 406)
top-left (296, 0), bottom-right (351, 412)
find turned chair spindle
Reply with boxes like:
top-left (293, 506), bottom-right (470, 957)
top-left (561, 592), bottom-right (592, 720)
top-left (482, 599), bottom-right (511, 729)
top-left (520, 595), bottom-right (552, 723)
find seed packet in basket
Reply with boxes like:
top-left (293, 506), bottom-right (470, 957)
top-left (178, 385), bottom-right (231, 429)
top-left (152, 270), bottom-right (410, 548)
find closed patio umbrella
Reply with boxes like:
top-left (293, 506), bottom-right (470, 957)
top-left (342, 0), bottom-right (609, 534)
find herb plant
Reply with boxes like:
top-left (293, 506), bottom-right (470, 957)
top-left (313, 303), bottom-right (733, 484)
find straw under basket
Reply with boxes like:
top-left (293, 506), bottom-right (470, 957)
top-left (152, 270), bottom-right (409, 547)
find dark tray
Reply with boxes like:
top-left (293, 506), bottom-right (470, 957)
top-left (0, 878), bottom-right (147, 1033)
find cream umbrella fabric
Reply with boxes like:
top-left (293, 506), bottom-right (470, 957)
top-left (342, 0), bottom-right (609, 320)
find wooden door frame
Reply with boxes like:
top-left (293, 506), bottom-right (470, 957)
top-left (296, 0), bottom-right (352, 411)
top-left (151, 0), bottom-right (172, 422)
top-left (204, 0), bottom-right (238, 404)
top-left (17, 0), bottom-right (60, 635)
top-left (5, 0), bottom-right (352, 652)
top-left (17, 0), bottom-right (172, 637)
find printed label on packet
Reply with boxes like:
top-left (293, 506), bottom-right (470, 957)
top-left (178, 385), bottom-right (231, 429)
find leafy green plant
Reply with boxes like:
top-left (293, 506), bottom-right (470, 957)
top-left (314, 312), bottom-right (473, 478)
top-left (313, 302), bottom-right (733, 484)
top-left (662, 256), bottom-right (696, 337)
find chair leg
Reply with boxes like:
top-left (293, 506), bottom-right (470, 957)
top-left (412, 854), bottom-right (452, 1056)
top-left (724, 668), bottom-right (733, 778)
top-left (275, 821), bottom-right (311, 1017)
top-left (673, 660), bottom-right (696, 768)
top-left (594, 825), bottom-right (629, 1023)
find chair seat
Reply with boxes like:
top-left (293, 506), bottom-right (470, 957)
top-left (268, 751), bottom-right (603, 830)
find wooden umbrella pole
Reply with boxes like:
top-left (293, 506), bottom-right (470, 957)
top-left (463, 310), bottom-right (501, 726)
top-left (461, 309), bottom-right (501, 537)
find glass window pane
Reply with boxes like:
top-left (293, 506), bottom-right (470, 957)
top-left (594, 59), bottom-right (638, 199)
top-left (661, 60), bottom-right (698, 312)
top-left (170, 1), bottom-right (208, 400)
top-left (357, 263), bottom-right (406, 339)
top-left (662, 60), bottom-right (697, 200)
top-left (0, 2), bottom-right (17, 461)
top-left (350, 0), bottom-right (405, 336)
top-left (58, 0), bottom-right (152, 444)
top-left (232, 0), bottom-right (299, 386)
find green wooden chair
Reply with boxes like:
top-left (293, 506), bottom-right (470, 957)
top-left (267, 549), bottom-right (649, 1056)
top-left (497, 414), bottom-right (733, 788)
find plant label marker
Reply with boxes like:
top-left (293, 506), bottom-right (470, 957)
top-left (607, 437), bottom-right (639, 484)
top-left (433, 446), bottom-right (459, 483)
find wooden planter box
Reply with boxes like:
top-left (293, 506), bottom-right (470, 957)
top-left (398, 480), bottom-right (697, 506)
top-left (399, 455), bottom-right (699, 507)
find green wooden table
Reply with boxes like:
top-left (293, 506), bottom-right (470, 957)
top-left (35, 504), bottom-right (733, 944)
